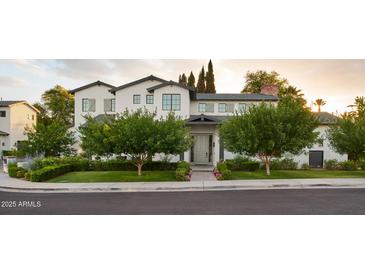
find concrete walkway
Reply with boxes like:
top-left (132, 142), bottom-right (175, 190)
top-left (1, 172), bottom-right (365, 193)
top-left (191, 171), bottom-right (216, 181)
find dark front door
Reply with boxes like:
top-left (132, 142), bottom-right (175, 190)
top-left (309, 151), bottom-right (324, 168)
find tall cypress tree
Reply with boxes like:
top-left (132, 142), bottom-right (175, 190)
top-left (196, 66), bottom-right (206, 92)
top-left (205, 59), bottom-right (216, 93)
top-left (178, 74), bottom-right (182, 83)
top-left (181, 73), bottom-right (187, 85)
top-left (187, 71), bottom-right (196, 88)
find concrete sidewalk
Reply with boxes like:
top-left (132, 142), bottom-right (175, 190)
top-left (1, 172), bottom-right (365, 193)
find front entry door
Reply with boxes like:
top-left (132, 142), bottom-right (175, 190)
top-left (194, 135), bottom-right (210, 163)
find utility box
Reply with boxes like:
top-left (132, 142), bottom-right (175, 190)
top-left (2, 156), bottom-right (17, 173)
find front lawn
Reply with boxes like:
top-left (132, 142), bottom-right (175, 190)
top-left (230, 170), bottom-right (365, 180)
top-left (48, 171), bottom-right (177, 183)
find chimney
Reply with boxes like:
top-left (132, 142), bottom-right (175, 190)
top-left (260, 85), bottom-right (278, 97)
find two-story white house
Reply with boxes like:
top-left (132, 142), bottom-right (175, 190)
top-left (0, 100), bottom-right (39, 156)
top-left (70, 75), bottom-right (346, 167)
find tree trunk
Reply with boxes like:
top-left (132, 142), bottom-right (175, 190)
top-left (264, 157), bottom-right (271, 176)
top-left (137, 164), bottom-right (142, 176)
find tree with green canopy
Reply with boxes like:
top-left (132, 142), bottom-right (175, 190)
top-left (21, 119), bottom-right (76, 157)
top-left (327, 96), bottom-right (365, 160)
top-left (78, 115), bottom-right (116, 158)
top-left (241, 70), bottom-right (288, 94)
top-left (111, 109), bottom-right (192, 175)
top-left (187, 71), bottom-right (196, 88)
top-left (205, 59), bottom-right (216, 93)
top-left (196, 66), bottom-right (206, 92)
top-left (219, 97), bottom-right (319, 175)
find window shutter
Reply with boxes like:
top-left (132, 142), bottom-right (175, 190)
top-left (206, 103), bottom-right (214, 113)
top-left (89, 99), bottom-right (96, 112)
top-left (226, 103), bottom-right (234, 112)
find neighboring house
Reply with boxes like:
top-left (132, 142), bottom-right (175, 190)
top-left (70, 75), bottom-right (346, 167)
top-left (0, 100), bottom-right (39, 155)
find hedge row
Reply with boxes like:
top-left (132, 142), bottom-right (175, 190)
top-left (30, 164), bottom-right (73, 182)
top-left (325, 160), bottom-right (365, 171)
top-left (175, 161), bottom-right (191, 181)
top-left (215, 162), bottom-right (232, 180)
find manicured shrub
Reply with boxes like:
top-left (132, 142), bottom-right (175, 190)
top-left (16, 168), bottom-right (27, 178)
top-left (219, 169), bottom-right (232, 180)
top-left (8, 166), bottom-right (18, 178)
top-left (24, 171), bottom-right (31, 181)
top-left (358, 160), bottom-right (365, 171)
top-left (175, 161), bottom-right (191, 181)
top-left (30, 164), bottom-right (73, 182)
top-left (225, 156), bottom-right (260, 171)
top-left (175, 168), bottom-right (190, 181)
top-left (325, 159), bottom-right (339, 170)
top-left (33, 156), bottom-right (90, 171)
top-left (301, 163), bottom-right (310, 170)
top-left (338, 160), bottom-right (358, 171)
top-left (177, 161), bottom-right (191, 170)
top-left (271, 158), bottom-right (298, 170)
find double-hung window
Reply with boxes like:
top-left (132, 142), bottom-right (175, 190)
top-left (218, 103), bottom-right (226, 113)
top-left (162, 94), bottom-right (181, 111)
top-left (237, 103), bottom-right (247, 113)
top-left (104, 98), bottom-right (115, 112)
top-left (146, 95), bottom-right (154, 104)
top-left (133, 95), bottom-right (141, 104)
top-left (198, 103), bottom-right (206, 113)
top-left (82, 98), bottom-right (96, 112)
top-left (0, 110), bottom-right (6, 117)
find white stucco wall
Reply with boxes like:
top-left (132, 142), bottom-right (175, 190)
top-left (74, 85), bottom-right (116, 130)
top-left (291, 125), bottom-right (347, 167)
top-left (0, 107), bottom-right (10, 150)
top-left (154, 85), bottom-right (190, 119)
top-left (114, 80), bottom-right (164, 115)
top-left (9, 103), bottom-right (37, 149)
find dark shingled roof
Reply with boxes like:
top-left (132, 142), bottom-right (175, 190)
top-left (0, 130), bottom-right (9, 136)
top-left (0, 100), bottom-right (25, 107)
top-left (195, 93), bottom-right (278, 101)
top-left (186, 115), bottom-right (230, 125)
top-left (315, 112), bottom-right (338, 125)
top-left (147, 81), bottom-right (196, 92)
top-left (109, 75), bottom-right (168, 94)
top-left (69, 81), bottom-right (116, 94)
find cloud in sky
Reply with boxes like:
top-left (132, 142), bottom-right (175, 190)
top-left (0, 75), bottom-right (27, 87)
top-left (0, 59), bottom-right (364, 113)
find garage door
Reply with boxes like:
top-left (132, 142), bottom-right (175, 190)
top-left (309, 151), bottom-right (324, 168)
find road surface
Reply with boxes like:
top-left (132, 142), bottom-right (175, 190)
top-left (1, 188), bottom-right (365, 214)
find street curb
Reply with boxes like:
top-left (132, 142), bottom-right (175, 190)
top-left (1, 183), bottom-right (365, 194)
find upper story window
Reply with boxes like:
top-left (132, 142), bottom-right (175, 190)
top-left (237, 103), bottom-right (247, 113)
top-left (218, 103), bottom-right (226, 113)
top-left (0, 110), bottom-right (6, 117)
top-left (218, 103), bottom-right (234, 113)
top-left (198, 103), bottom-right (214, 113)
top-left (198, 103), bottom-right (206, 113)
top-left (82, 98), bottom-right (96, 112)
top-left (162, 94), bottom-right (181, 111)
top-left (146, 95), bottom-right (154, 104)
top-left (104, 98), bottom-right (115, 112)
top-left (133, 95), bottom-right (141, 104)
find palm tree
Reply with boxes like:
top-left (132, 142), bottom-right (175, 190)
top-left (314, 98), bottom-right (326, 112)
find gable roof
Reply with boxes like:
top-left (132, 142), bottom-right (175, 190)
top-left (147, 80), bottom-right (196, 92)
top-left (315, 112), bottom-right (338, 125)
top-left (0, 100), bottom-right (25, 107)
top-left (69, 81), bottom-right (116, 94)
top-left (109, 75), bottom-right (168, 94)
top-left (195, 93), bottom-right (278, 101)
top-left (0, 100), bottom-right (39, 113)
top-left (186, 114), bottom-right (230, 125)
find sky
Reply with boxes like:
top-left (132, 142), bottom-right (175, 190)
top-left (0, 59), bottom-right (364, 114)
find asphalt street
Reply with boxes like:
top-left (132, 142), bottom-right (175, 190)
top-left (1, 188), bottom-right (365, 214)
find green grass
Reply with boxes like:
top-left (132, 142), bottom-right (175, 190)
top-left (230, 169), bottom-right (365, 180)
top-left (48, 171), bottom-right (177, 183)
